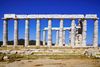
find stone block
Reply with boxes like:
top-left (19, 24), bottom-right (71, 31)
top-left (4, 14), bottom-right (15, 18)
top-left (85, 14), bottom-right (97, 19)
top-left (28, 14), bottom-right (84, 19)
top-left (16, 15), bottom-right (27, 19)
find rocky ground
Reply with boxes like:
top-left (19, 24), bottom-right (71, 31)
top-left (0, 58), bottom-right (100, 67)
top-left (0, 47), bottom-right (100, 67)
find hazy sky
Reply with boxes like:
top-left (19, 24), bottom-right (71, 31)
top-left (0, 0), bottom-right (100, 45)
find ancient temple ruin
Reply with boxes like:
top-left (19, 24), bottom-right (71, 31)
top-left (1, 14), bottom-right (98, 48)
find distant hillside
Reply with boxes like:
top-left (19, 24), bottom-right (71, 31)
top-left (0, 40), bottom-right (99, 47)
top-left (0, 39), bottom-right (56, 47)
top-left (0, 39), bottom-right (44, 46)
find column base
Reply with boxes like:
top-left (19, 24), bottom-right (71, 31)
top-left (1, 45), bottom-right (7, 47)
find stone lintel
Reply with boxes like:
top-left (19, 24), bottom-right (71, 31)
top-left (3, 14), bottom-right (99, 20)
top-left (44, 26), bottom-right (80, 31)
top-left (85, 14), bottom-right (97, 19)
top-left (4, 14), bottom-right (15, 18)
top-left (3, 14), bottom-right (85, 19)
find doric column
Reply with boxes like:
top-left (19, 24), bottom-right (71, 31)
top-left (59, 19), bottom-right (63, 46)
top-left (14, 19), bottom-right (18, 47)
top-left (43, 30), bottom-right (46, 46)
top-left (93, 19), bottom-right (98, 47)
top-left (63, 30), bottom-right (66, 46)
top-left (69, 31), bottom-right (71, 46)
top-left (82, 20), bottom-right (87, 47)
top-left (71, 19), bottom-right (75, 47)
top-left (36, 19), bottom-right (40, 46)
top-left (47, 19), bottom-right (52, 47)
top-left (25, 18), bottom-right (29, 47)
top-left (3, 19), bottom-right (8, 46)
top-left (55, 30), bottom-right (59, 46)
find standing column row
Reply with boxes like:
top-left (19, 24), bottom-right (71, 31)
top-left (2, 18), bottom-right (98, 48)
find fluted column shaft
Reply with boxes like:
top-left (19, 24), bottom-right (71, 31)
top-left (3, 19), bottom-right (8, 46)
top-left (82, 20), bottom-right (87, 47)
top-left (48, 19), bottom-right (52, 47)
top-left (56, 30), bottom-right (59, 46)
top-left (59, 19), bottom-right (63, 46)
top-left (71, 19), bottom-right (75, 47)
top-left (14, 19), bottom-right (18, 46)
top-left (93, 19), bottom-right (98, 47)
top-left (63, 31), bottom-right (66, 46)
top-left (43, 30), bottom-right (46, 46)
top-left (25, 19), bottom-right (29, 47)
top-left (36, 19), bottom-right (40, 46)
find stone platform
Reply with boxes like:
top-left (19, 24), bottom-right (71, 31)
top-left (0, 46), bottom-right (100, 58)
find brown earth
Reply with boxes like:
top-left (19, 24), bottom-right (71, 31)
top-left (0, 58), bottom-right (100, 67)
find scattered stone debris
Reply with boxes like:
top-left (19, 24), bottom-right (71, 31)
top-left (3, 56), bottom-right (8, 61)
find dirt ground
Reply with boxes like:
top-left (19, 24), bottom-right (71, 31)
top-left (0, 58), bottom-right (100, 67)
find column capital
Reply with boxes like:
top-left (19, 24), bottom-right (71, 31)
top-left (48, 18), bottom-right (52, 20)
top-left (25, 18), bottom-right (30, 20)
top-left (36, 19), bottom-right (40, 22)
top-left (93, 18), bottom-right (99, 20)
top-left (14, 17), bottom-right (18, 20)
top-left (2, 18), bottom-right (9, 20)
top-left (36, 18), bottom-right (41, 20)
top-left (70, 18), bottom-right (76, 20)
top-left (60, 18), bottom-right (64, 20)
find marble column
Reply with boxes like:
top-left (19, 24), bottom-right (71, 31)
top-left (93, 19), bottom-right (98, 47)
top-left (55, 30), bottom-right (59, 46)
top-left (14, 19), bottom-right (18, 47)
top-left (63, 30), bottom-right (66, 46)
top-left (47, 19), bottom-right (52, 47)
top-left (43, 30), bottom-right (46, 46)
top-left (25, 19), bottom-right (29, 47)
top-left (59, 19), bottom-right (63, 46)
top-left (36, 19), bottom-right (40, 46)
top-left (82, 20), bottom-right (87, 47)
top-left (3, 19), bottom-right (8, 46)
top-left (71, 19), bottom-right (75, 47)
